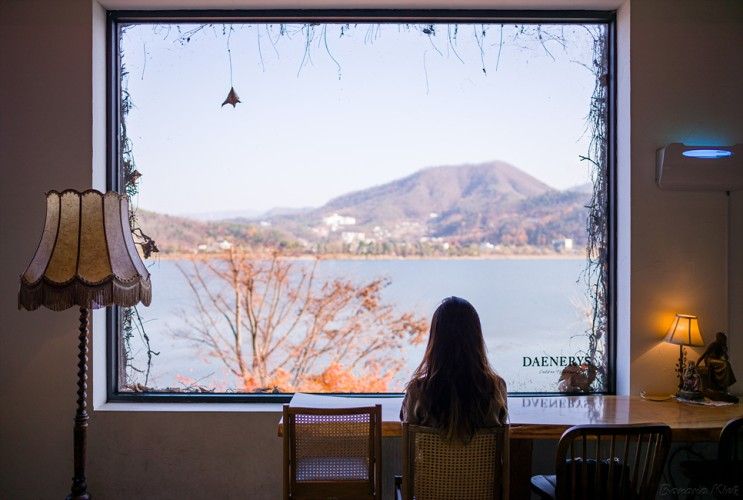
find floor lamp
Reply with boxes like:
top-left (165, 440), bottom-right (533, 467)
top-left (18, 190), bottom-right (151, 499)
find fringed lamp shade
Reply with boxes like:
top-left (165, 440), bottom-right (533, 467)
top-left (18, 190), bottom-right (151, 311)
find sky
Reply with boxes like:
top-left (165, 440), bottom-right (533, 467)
top-left (122, 23), bottom-right (602, 216)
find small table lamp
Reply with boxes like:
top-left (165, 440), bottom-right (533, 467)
top-left (664, 313), bottom-right (705, 393)
top-left (18, 190), bottom-right (151, 500)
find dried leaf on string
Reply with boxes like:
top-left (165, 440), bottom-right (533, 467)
top-left (221, 86), bottom-right (241, 107)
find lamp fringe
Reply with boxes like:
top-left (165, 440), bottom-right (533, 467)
top-left (18, 278), bottom-right (151, 311)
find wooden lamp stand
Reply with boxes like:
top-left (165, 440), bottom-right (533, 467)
top-left (68, 307), bottom-right (91, 500)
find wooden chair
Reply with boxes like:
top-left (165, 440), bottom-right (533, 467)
top-left (531, 423), bottom-right (671, 500)
top-left (282, 404), bottom-right (382, 500)
top-left (395, 422), bottom-right (509, 500)
top-left (718, 416), bottom-right (743, 474)
top-left (680, 415), bottom-right (743, 498)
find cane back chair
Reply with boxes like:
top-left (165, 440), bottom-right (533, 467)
top-left (397, 422), bottom-right (509, 500)
top-left (283, 404), bottom-right (382, 499)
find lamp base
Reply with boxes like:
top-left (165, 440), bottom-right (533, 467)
top-left (676, 389), bottom-right (704, 401)
top-left (66, 493), bottom-right (91, 500)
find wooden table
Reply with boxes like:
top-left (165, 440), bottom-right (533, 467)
top-left (278, 393), bottom-right (743, 499)
top-left (280, 392), bottom-right (742, 441)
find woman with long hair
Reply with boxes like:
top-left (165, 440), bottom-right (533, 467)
top-left (401, 296), bottom-right (508, 442)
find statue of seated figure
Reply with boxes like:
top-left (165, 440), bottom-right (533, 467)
top-left (697, 331), bottom-right (738, 403)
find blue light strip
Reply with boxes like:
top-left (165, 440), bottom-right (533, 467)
top-left (682, 149), bottom-right (733, 159)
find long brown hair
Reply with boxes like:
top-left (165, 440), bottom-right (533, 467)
top-left (405, 296), bottom-right (507, 442)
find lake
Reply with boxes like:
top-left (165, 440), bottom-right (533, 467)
top-left (127, 257), bottom-right (597, 393)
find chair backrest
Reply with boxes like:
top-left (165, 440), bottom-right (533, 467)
top-left (717, 415), bottom-right (743, 485)
top-left (554, 423), bottom-right (671, 500)
top-left (401, 423), bottom-right (509, 500)
top-left (718, 416), bottom-right (743, 463)
top-left (283, 404), bottom-right (382, 500)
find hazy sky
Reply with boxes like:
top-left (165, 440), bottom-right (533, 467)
top-left (122, 23), bottom-right (601, 215)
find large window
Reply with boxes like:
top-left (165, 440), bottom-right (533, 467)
top-left (108, 11), bottom-right (615, 401)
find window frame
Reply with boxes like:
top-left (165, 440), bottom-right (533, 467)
top-left (106, 8), bottom-right (618, 404)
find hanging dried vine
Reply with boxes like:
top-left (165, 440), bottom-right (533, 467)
top-left (579, 25), bottom-right (610, 392)
top-left (120, 26), bottom-right (160, 387)
top-left (171, 23), bottom-right (577, 85)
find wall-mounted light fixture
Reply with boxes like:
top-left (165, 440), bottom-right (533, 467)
top-left (656, 143), bottom-right (742, 191)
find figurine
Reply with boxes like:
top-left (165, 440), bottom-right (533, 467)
top-left (697, 331), bottom-right (739, 403)
top-left (682, 361), bottom-right (702, 391)
top-left (558, 361), bottom-right (597, 393)
top-left (678, 361), bottom-right (703, 400)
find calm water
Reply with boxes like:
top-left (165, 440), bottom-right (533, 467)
top-left (128, 258), bottom-right (593, 392)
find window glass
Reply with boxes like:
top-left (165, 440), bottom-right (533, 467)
top-left (117, 21), bottom-right (610, 395)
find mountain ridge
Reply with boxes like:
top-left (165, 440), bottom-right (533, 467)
top-left (311, 161), bottom-right (554, 226)
top-left (138, 161), bottom-right (590, 255)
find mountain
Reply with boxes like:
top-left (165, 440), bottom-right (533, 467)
top-left (260, 206), bottom-right (313, 218)
top-left (312, 161), bottom-right (552, 226)
top-left (566, 182), bottom-right (593, 195)
top-left (184, 209), bottom-right (263, 221)
top-left (276, 161), bottom-right (589, 247)
top-left (180, 206), bottom-right (313, 223)
top-left (138, 161), bottom-right (591, 254)
top-left (136, 210), bottom-right (299, 253)
top-left (137, 211), bottom-right (210, 253)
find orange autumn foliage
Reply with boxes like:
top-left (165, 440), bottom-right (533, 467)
top-left (300, 362), bottom-right (393, 393)
top-left (176, 249), bottom-right (427, 393)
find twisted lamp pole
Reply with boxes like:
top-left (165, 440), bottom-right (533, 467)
top-left (18, 190), bottom-right (151, 499)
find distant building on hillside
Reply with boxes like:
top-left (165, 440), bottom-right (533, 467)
top-left (552, 238), bottom-right (574, 252)
top-left (312, 226), bottom-right (330, 238)
top-left (341, 231), bottom-right (366, 245)
top-left (195, 240), bottom-right (232, 253)
top-left (323, 213), bottom-right (356, 231)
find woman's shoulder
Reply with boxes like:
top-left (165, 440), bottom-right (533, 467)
top-left (400, 377), bottom-right (425, 423)
top-left (490, 373), bottom-right (508, 424)
top-left (404, 377), bottom-right (426, 399)
top-left (408, 376), bottom-right (425, 388)
top-left (485, 372), bottom-right (506, 396)
top-left (403, 378), bottom-right (425, 405)
top-left (494, 374), bottom-right (507, 393)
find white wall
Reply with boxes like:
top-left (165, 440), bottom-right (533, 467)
top-left (0, 0), bottom-right (97, 496)
top-left (615, 0), bottom-right (631, 396)
top-left (731, 189), bottom-right (743, 395)
top-left (626, 0), bottom-right (743, 395)
top-left (1, 0), bottom-right (742, 498)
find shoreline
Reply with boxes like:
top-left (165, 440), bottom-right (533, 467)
top-left (145, 252), bottom-right (586, 262)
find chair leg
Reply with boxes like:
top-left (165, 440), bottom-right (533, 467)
top-left (394, 475), bottom-right (403, 500)
top-left (530, 475), bottom-right (556, 500)
top-left (283, 406), bottom-right (290, 500)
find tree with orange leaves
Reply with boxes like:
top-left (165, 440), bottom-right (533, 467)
top-left (175, 249), bottom-right (428, 392)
